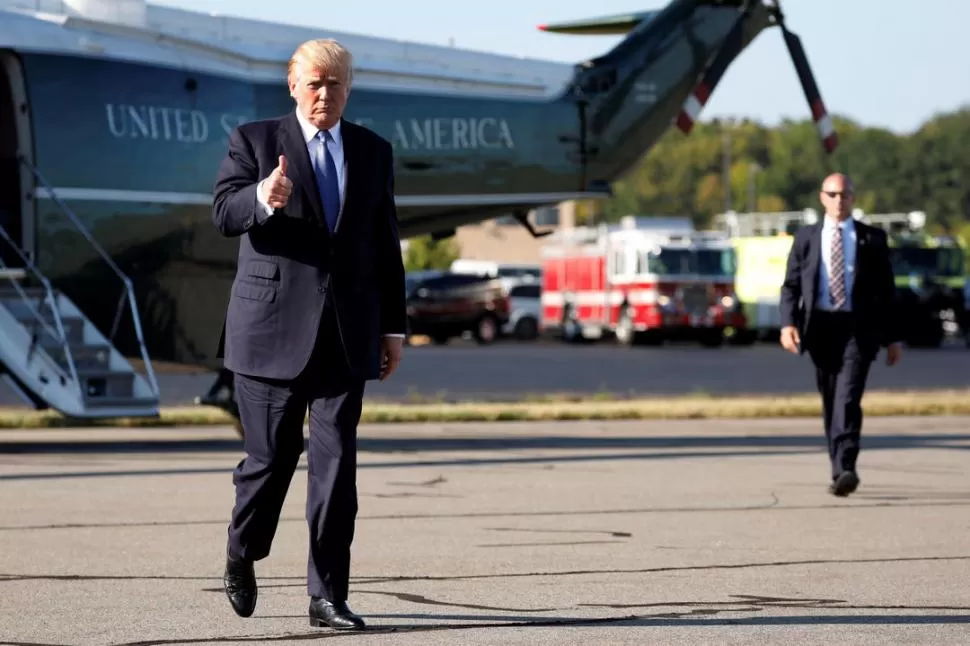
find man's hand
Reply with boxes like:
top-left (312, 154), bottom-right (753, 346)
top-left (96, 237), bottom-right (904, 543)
top-left (780, 325), bottom-right (801, 354)
top-left (886, 342), bottom-right (902, 367)
top-left (379, 336), bottom-right (404, 381)
top-left (259, 155), bottom-right (292, 210)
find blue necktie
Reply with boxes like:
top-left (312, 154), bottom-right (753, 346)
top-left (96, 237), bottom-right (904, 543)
top-left (312, 130), bottom-right (340, 232)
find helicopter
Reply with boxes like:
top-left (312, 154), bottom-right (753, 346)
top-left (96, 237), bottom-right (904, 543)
top-left (0, 0), bottom-right (835, 419)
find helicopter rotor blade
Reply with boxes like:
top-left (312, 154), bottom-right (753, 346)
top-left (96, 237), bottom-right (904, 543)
top-left (677, 8), bottom-right (837, 155)
top-left (780, 24), bottom-right (838, 153)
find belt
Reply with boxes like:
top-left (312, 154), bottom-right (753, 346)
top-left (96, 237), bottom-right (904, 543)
top-left (813, 307), bottom-right (852, 314)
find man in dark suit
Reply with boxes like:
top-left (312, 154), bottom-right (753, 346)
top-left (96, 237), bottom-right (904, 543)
top-left (211, 38), bottom-right (406, 630)
top-left (779, 173), bottom-right (902, 497)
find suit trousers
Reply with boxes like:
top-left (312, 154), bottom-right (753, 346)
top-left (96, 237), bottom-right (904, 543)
top-left (806, 310), bottom-right (877, 479)
top-left (226, 304), bottom-right (365, 601)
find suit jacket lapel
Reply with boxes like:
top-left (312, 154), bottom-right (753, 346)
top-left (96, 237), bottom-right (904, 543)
top-left (278, 113), bottom-right (326, 228)
top-left (334, 118), bottom-right (359, 235)
top-left (807, 222), bottom-right (822, 308)
top-left (851, 221), bottom-right (865, 293)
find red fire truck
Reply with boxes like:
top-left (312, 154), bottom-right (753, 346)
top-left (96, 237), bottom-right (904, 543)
top-left (540, 216), bottom-right (750, 346)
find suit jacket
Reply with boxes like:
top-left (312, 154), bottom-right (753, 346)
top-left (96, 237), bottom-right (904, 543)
top-left (212, 113), bottom-right (406, 381)
top-left (779, 219), bottom-right (900, 352)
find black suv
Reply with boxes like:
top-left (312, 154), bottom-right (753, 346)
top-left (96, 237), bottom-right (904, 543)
top-left (406, 272), bottom-right (510, 344)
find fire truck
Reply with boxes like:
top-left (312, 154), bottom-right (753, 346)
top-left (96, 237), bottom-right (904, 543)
top-left (539, 215), bottom-right (750, 347)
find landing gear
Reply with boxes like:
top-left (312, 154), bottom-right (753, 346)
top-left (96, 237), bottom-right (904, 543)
top-left (195, 368), bottom-right (243, 439)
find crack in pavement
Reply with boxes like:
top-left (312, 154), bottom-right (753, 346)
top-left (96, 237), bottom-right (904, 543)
top-left (8, 554), bottom-right (969, 590)
top-left (483, 527), bottom-right (634, 538)
top-left (351, 554), bottom-right (970, 585)
top-left (355, 589), bottom-right (561, 613)
top-left (10, 495), bottom-right (970, 532)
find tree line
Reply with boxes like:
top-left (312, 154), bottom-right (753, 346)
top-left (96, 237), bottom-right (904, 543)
top-left (585, 107), bottom-right (970, 236)
top-left (406, 107), bottom-right (970, 271)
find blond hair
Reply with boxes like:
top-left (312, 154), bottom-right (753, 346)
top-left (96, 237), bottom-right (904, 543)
top-left (288, 39), bottom-right (353, 84)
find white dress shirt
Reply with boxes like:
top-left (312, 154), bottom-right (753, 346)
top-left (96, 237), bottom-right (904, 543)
top-left (817, 215), bottom-right (855, 311)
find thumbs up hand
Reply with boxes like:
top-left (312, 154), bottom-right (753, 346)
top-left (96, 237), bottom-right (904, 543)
top-left (259, 155), bottom-right (292, 210)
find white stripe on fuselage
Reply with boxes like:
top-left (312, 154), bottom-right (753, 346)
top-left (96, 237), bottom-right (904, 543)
top-left (34, 187), bottom-right (608, 207)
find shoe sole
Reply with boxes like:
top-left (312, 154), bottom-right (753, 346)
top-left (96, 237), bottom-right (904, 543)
top-left (831, 472), bottom-right (860, 497)
top-left (309, 617), bottom-right (364, 629)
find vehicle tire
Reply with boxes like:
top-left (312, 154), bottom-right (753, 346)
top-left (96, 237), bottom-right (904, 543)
top-left (514, 316), bottom-right (539, 340)
top-left (561, 305), bottom-right (582, 343)
top-left (699, 329), bottom-right (725, 347)
top-left (614, 306), bottom-right (635, 346)
top-left (728, 329), bottom-right (757, 346)
top-left (431, 334), bottom-right (450, 345)
top-left (474, 314), bottom-right (499, 344)
top-left (907, 318), bottom-right (945, 348)
top-left (641, 331), bottom-right (664, 346)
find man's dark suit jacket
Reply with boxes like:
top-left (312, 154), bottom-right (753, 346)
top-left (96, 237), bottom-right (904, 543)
top-left (212, 113), bottom-right (406, 381)
top-left (779, 219), bottom-right (900, 353)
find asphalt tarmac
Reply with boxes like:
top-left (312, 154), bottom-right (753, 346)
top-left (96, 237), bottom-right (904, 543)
top-left (362, 339), bottom-right (970, 402)
top-left (2, 417), bottom-right (969, 644)
top-left (0, 339), bottom-right (967, 408)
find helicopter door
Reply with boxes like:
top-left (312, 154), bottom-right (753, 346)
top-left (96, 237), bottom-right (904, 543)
top-left (0, 52), bottom-right (33, 271)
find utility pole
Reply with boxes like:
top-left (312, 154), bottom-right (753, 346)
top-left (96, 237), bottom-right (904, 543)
top-left (748, 162), bottom-right (761, 212)
top-left (722, 128), bottom-right (731, 212)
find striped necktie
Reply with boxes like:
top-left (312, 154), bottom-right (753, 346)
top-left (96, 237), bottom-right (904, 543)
top-left (829, 224), bottom-right (846, 309)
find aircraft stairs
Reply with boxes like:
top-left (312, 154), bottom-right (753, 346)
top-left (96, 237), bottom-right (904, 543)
top-left (0, 159), bottom-right (160, 419)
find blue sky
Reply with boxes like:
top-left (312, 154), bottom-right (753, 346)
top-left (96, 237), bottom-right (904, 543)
top-left (160, 0), bottom-right (968, 134)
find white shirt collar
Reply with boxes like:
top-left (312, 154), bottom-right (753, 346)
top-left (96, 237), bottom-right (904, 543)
top-left (823, 214), bottom-right (854, 231)
top-left (294, 108), bottom-right (341, 145)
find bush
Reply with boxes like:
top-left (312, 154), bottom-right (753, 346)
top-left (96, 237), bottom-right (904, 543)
top-left (404, 235), bottom-right (460, 271)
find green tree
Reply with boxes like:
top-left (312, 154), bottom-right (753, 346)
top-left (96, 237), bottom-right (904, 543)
top-left (574, 199), bottom-right (601, 225)
top-left (592, 107), bottom-right (970, 230)
top-left (897, 109), bottom-right (970, 229)
top-left (694, 172), bottom-right (724, 218)
top-left (755, 194), bottom-right (787, 212)
top-left (403, 235), bottom-right (460, 271)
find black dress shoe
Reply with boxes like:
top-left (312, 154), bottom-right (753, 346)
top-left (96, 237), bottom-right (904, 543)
top-left (309, 597), bottom-right (365, 629)
top-left (829, 470), bottom-right (860, 497)
top-left (223, 548), bottom-right (257, 617)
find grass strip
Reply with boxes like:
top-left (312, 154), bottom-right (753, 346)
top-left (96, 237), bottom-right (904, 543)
top-left (0, 389), bottom-right (968, 428)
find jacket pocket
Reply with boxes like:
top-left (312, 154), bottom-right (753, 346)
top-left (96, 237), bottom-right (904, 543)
top-left (233, 281), bottom-right (277, 303)
top-left (245, 260), bottom-right (280, 281)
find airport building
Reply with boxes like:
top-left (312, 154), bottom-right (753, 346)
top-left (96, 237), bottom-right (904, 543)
top-left (402, 201), bottom-right (578, 264)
